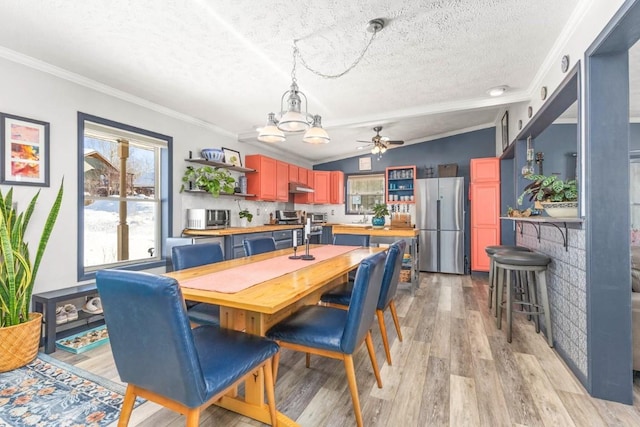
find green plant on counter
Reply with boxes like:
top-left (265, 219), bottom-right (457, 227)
top-left (517, 174), bottom-right (577, 205)
top-left (180, 165), bottom-right (235, 197)
top-left (372, 203), bottom-right (389, 219)
top-left (0, 180), bottom-right (64, 327)
top-left (239, 209), bottom-right (253, 223)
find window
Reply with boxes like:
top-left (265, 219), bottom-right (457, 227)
top-left (78, 113), bottom-right (172, 280)
top-left (345, 173), bottom-right (385, 214)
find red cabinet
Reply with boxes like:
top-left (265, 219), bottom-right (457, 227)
top-left (470, 157), bottom-right (501, 272)
top-left (385, 166), bottom-right (416, 204)
top-left (295, 170), bottom-right (314, 204)
top-left (245, 155), bottom-right (277, 201)
top-left (313, 171), bottom-right (331, 204)
top-left (289, 165), bottom-right (298, 183)
top-left (298, 168), bottom-right (308, 185)
top-left (330, 171), bottom-right (344, 204)
top-left (276, 161), bottom-right (289, 202)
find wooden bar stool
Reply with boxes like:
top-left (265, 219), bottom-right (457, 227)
top-left (494, 250), bottom-right (553, 347)
top-left (485, 245), bottom-right (530, 316)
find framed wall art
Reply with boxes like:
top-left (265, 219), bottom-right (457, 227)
top-left (501, 111), bottom-right (509, 152)
top-left (222, 147), bottom-right (242, 167)
top-left (0, 113), bottom-right (50, 186)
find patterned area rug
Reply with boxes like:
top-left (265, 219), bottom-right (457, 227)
top-left (0, 353), bottom-right (140, 426)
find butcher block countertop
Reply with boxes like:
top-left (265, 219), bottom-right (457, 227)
top-left (183, 224), bottom-right (303, 236)
top-left (331, 225), bottom-right (419, 237)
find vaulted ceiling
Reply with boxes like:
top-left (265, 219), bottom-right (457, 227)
top-left (2, 0), bottom-right (631, 163)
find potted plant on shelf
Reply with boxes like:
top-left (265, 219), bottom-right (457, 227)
top-left (371, 203), bottom-right (389, 228)
top-left (517, 174), bottom-right (578, 218)
top-left (0, 181), bottom-right (64, 372)
top-left (180, 165), bottom-right (235, 197)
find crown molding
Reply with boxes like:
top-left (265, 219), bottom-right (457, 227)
top-left (0, 46), bottom-right (236, 138)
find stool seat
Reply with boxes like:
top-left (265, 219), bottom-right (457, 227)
top-left (493, 251), bottom-right (550, 267)
top-left (485, 245), bottom-right (529, 256)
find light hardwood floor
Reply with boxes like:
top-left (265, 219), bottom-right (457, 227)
top-left (53, 273), bottom-right (640, 426)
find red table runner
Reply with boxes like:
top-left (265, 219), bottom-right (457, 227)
top-left (179, 245), bottom-right (362, 293)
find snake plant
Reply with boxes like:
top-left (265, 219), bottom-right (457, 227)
top-left (0, 180), bottom-right (63, 327)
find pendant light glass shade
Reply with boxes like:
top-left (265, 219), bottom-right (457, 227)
top-left (257, 113), bottom-right (285, 143)
top-left (303, 115), bottom-right (330, 144)
top-left (277, 82), bottom-right (312, 132)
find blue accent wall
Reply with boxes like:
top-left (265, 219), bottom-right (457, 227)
top-left (315, 127), bottom-right (496, 273)
top-left (535, 123), bottom-right (578, 179)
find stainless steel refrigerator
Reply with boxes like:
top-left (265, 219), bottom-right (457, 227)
top-left (416, 177), bottom-right (465, 274)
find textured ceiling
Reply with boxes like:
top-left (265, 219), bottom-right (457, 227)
top-left (0, 0), bottom-right (595, 162)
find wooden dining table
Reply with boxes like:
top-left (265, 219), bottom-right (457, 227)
top-left (164, 244), bottom-right (385, 427)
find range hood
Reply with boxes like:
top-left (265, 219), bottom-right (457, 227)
top-left (289, 182), bottom-right (314, 193)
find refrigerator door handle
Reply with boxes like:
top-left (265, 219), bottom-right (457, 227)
top-left (436, 199), bottom-right (441, 272)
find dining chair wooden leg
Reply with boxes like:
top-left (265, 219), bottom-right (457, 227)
top-left (263, 359), bottom-right (277, 426)
top-left (343, 354), bottom-right (364, 427)
top-left (306, 352), bottom-right (311, 368)
top-left (117, 385), bottom-right (137, 427)
top-left (365, 331), bottom-right (383, 388)
top-left (389, 299), bottom-right (403, 342)
top-left (185, 409), bottom-right (200, 427)
top-left (376, 309), bottom-right (392, 365)
top-left (272, 349), bottom-right (281, 384)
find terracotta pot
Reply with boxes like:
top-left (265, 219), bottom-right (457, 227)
top-left (0, 312), bottom-right (42, 372)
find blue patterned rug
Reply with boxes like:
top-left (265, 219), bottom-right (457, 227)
top-left (0, 353), bottom-right (141, 426)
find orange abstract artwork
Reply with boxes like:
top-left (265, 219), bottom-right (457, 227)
top-left (11, 143), bottom-right (39, 161)
top-left (11, 161), bottom-right (40, 178)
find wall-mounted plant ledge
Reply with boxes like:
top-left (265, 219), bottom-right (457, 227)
top-left (500, 216), bottom-right (584, 251)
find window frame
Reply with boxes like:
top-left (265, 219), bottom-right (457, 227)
top-left (77, 112), bottom-right (172, 281)
top-left (344, 172), bottom-right (385, 215)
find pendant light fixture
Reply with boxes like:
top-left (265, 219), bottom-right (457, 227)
top-left (258, 18), bottom-right (386, 145)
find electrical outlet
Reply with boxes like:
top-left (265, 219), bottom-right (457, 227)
top-left (256, 208), bottom-right (260, 216)
top-left (331, 209), bottom-right (335, 215)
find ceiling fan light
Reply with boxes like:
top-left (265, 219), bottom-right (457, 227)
top-left (258, 113), bottom-right (286, 143)
top-left (380, 145), bottom-right (387, 153)
top-left (371, 145), bottom-right (380, 154)
top-left (303, 115), bottom-right (330, 144)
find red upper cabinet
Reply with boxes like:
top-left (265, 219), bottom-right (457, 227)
top-left (470, 157), bottom-right (501, 272)
top-left (330, 171), bottom-right (344, 204)
top-left (276, 161), bottom-right (289, 202)
top-left (298, 168), bottom-right (308, 185)
top-left (245, 155), bottom-right (277, 201)
top-left (289, 165), bottom-right (299, 183)
top-left (313, 171), bottom-right (331, 204)
top-left (470, 157), bottom-right (500, 182)
top-left (295, 170), bottom-right (314, 204)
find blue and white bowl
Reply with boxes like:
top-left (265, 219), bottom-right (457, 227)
top-left (201, 148), bottom-right (224, 162)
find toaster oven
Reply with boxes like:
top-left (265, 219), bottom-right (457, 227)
top-left (186, 209), bottom-right (230, 229)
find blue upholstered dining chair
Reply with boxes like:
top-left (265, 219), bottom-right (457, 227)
top-left (96, 269), bottom-right (279, 427)
top-left (333, 233), bottom-right (370, 247)
top-left (334, 234), bottom-right (370, 282)
top-left (172, 242), bottom-right (223, 326)
top-left (266, 251), bottom-right (386, 427)
top-left (321, 240), bottom-right (407, 365)
top-left (243, 237), bottom-right (276, 256)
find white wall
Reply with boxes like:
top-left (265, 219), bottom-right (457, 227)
top-left (0, 56), bottom-right (310, 292)
top-left (498, 0), bottom-right (626, 162)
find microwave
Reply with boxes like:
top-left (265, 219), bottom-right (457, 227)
top-left (186, 209), bottom-right (230, 230)
top-left (307, 212), bottom-right (327, 224)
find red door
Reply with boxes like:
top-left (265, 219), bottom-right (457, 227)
top-left (470, 157), bottom-right (500, 272)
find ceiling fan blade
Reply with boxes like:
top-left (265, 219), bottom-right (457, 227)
top-left (387, 140), bottom-right (405, 145)
top-left (356, 140), bottom-right (372, 143)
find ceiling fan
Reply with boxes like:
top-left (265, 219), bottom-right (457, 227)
top-left (357, 126), bottom-right (404, 155)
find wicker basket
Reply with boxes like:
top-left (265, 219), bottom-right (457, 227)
top-left (0, 312), bottom-right (42, 372)
top-left (399, 269), bottom-right (411, 283)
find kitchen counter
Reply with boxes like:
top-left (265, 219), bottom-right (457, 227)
top-left (331, 225), bottom-right (419, 237)
top-left (183, 224), bottom-right (303, 236)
